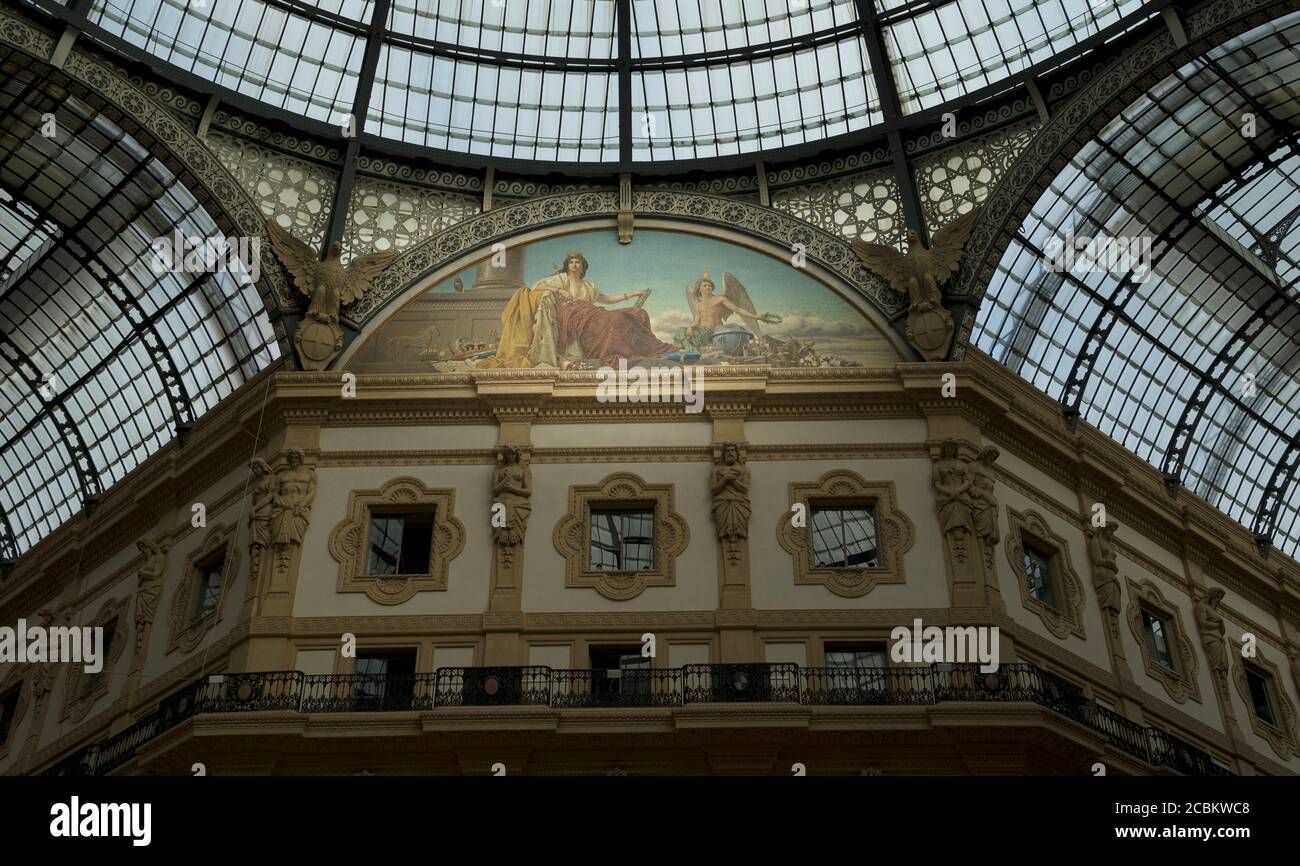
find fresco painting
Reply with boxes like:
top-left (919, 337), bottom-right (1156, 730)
top-left (349, 229), bottom-right (900, 372)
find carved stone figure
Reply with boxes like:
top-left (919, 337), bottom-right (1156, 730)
top-left (851, 208), bottom-right (977, 360)
top-left (710, 443), bottom-right (752, 542)
top-left (269, 449), bottom-right (316, 572)
top-left (492, 446), bottom-right (532, 566)
top-left (247, 457), bottom-right (276, 578)
top-left (969, 446), bottom-right (1000, 567)
top-left (932, 440), bottom-right (975, 563)
top-left (1194, 587), bottom-right (1229, 680)
top-left (28, 605), bottom-right (71, 722)
top-left (266, 223), bottom-right (398, 370)
top-left (133, 538), bottom-right (168, 654)
top-left (1086, 520), bottom-right (1122, 616)
top-left (711, 443), bottom-right (752, 571)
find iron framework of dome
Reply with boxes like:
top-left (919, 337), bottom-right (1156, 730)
top-left (37, 0), bottom-right (1155, 166)
top-left (1, 0), bottom-right (1299, 570)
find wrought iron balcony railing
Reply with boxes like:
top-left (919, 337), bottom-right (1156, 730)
top-left (550, 666), bottom-right (684, 708)
top-left (43, 663), bottom-right (1231, 777)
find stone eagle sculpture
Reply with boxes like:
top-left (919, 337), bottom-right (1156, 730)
top-left (266, 223), bottom-right (397, 369)
top-left (851, 208), bottom-right (978, 360)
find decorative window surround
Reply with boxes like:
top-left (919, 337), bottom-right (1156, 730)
top-left (1004, 509), bottom-right (1085, 640)
top-left (0, 669), bottom-right (30, 760)
top-left (554, 473), bottom-right (689, 601)
top-left (777, 471), bottom-right (914, 598)
top-left (328, 477), bottom-right (466, 605)
top-left (1126, 577), bottom-right (1201, 704)
top-left (1232, 651), bottom-right (1298, 760)
top-left (62, 597), bottom-right (129, 723)
top-left (168, 524), bottom-right (241, 654)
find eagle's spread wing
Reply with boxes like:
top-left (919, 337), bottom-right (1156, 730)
top-left (723, 272), bottom-right (761, 335)
top-left (851, 237), bottom-right (913, 293)
top-left (342, 250), bottom-right (399, 305)
top-left (265, 223), bottom-right (321, 298)
top-left (925, 208), bottom-right (978, 284)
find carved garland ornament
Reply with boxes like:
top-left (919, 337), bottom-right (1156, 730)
top-left (1231, 649), bottom-right (1298, 761)
top-left (777, 470), bottom-right (914, 598)
top-left (1126, 577), bottom-right (1201, 704)
top-left (554, 473), bottom-right (689, 601)
top-left (329, 477), bottom-right (466, 605)
top-left (62, 597), bottom-right (130, 724)
top-left (1004, 508), bottom-right (1086, 640)
top-left (168, 524), bottom-right (241, 654)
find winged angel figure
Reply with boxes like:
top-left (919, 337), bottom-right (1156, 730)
top-left (676, 271), bottom-right (782, 353)
top-left (850, 208), bottom-right (978, 360)
top-left (266, 223), bottom-right (398, 369)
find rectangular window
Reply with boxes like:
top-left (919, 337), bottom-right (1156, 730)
top-left (589, 508), bottom-right (654, 572)
top-left (589, 646), bottom-right (651, 699)
top-left (366, 511), bottom-right (435, 575)
top-left (1023, 544), bottom-right (1056, 608)
top-left (810, 506), bottom-right (879, 568)
top-left (1141, 608), bottom-right (1176, 671)
top-left (825, 644), bottom-right (889, 696)
top-left (1245, 667), bottom-right (1278, 727)
top-left (352, 650), bottom-right (418, 710)
top-left (193, 556), bottom-right (225, 620)
top-left (0, 687), bottom-right (19, 745)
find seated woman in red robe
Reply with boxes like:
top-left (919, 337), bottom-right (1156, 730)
top-left (481, 251), bottom-right (675, 368)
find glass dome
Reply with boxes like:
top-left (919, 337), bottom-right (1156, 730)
top-left (974, 10), bottom-right (1300, 557)
top-left (73, 0), bottom-right (1155, 165)
top-left (0, 47), bottom-right (280, 559)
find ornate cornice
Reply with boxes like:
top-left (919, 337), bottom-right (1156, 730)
top-left (357, 155), bottom-right (481, 192)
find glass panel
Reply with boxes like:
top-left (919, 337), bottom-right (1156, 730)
top-left (591, 647), bottom-right (651, 697)
top-left (194, 560), bottom-right (224, 619)
top-left (1142, 609), bottom-right (1175, 670)
top-left (630, 37), bottom-right (878, 161)
top-left (366, 514), bottom-right (404, 575)
top-left (352, 651), bottom-right (417, 706)
top-left (826, 645), bottom-right (889, 692)
top-left (1245, 669), bottom-right (1277, 726)
top-left (1023, 544), bottom-right (1056, 608)
top-left (589, 509), bottom-right (655, 572)
top-left (89, 0), bottom-right (368, 123)
top-left (810, 506), bottom-right (879, 568)
top-left (887, 0), bottom-right (1152, 113)
top-left (365, 512), bottom-right (433, 574)
top-left (370, 48), bottom-right (619, 162)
